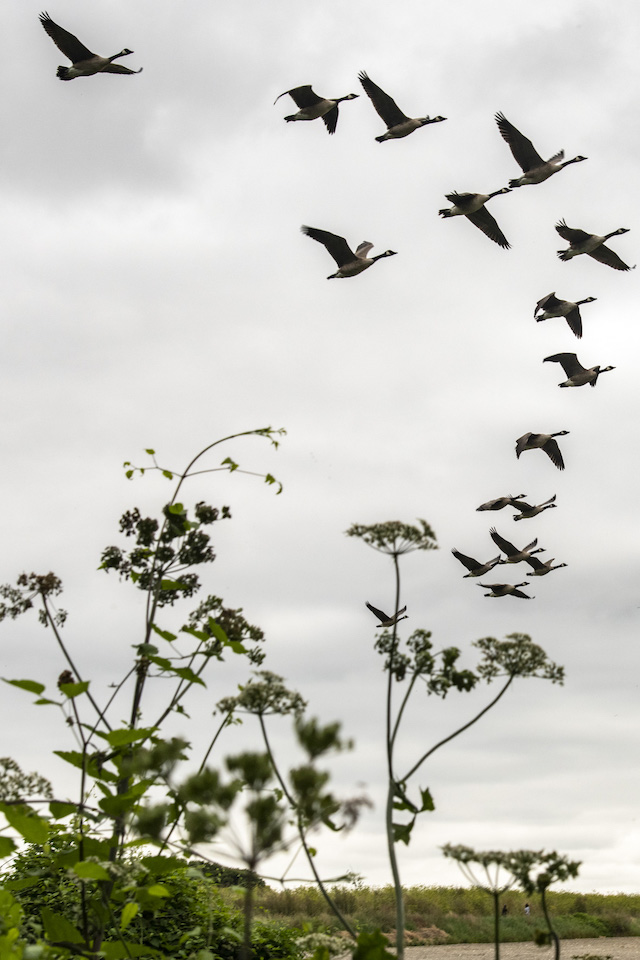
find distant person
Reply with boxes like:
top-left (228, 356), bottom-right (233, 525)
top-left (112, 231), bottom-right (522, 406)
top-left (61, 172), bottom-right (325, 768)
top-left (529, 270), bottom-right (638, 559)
top-left (501, 904), bottom-right (508, 916)
top-left (524, 903), bottom-right (530, 915)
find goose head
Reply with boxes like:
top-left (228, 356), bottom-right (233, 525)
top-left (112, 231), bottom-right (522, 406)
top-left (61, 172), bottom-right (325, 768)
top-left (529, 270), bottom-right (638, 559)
top-left (419, 116), bottom-right (447, 126)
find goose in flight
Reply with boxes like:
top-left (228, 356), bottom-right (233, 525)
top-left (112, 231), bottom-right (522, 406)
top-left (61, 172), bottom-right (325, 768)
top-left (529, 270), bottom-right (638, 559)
top-left (301, 225), bottom-right (397, 278)
top-left (274, 85), bottom-right (358, 134)
top-left (451, 548), bottom-right (501, 578)
top-left (544, 353), bottom-right (615, 388)
top-left (534, 292), bottom-right (596, 339)
top-left (490, 528), bottom-right (545, 564)
top-left (39, 11), bottom-right (142, 79)
top-left (478, 582), bottom-right (534, 599)
top-left (358, 71), bottom-right (446, 142)
top-left (515, 431), bottom-right (569, 470)
top-left (476, 494), bottom-right (527, 512)
top-left (524, 556), bottom-right (568, 577)
top-left (555, 221), bottom-right (632, 271)
top-left (438, 190), bottom-right (511, 249)
top-left (366, 601), bottom-right (408, 627)
top-left (512, 495), bottom-right (557, 521)
top-left (495, 112), bottom-right (586, 187)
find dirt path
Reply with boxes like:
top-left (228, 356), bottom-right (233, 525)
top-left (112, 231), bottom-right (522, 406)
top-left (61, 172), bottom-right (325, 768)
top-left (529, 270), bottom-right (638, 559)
top-left (337, 938), bottom-right (639, 960)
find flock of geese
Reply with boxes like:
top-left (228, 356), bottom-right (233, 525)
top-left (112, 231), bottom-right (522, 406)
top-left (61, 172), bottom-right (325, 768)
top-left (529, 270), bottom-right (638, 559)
top-left (36, 14), bottom-right (627, 607)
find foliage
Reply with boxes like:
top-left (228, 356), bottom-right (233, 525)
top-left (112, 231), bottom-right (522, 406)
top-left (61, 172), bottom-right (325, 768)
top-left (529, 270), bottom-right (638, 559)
top-left (346, 517), bottom-right (565, 960)
top-left (188, 860), bottom-right (265, 889)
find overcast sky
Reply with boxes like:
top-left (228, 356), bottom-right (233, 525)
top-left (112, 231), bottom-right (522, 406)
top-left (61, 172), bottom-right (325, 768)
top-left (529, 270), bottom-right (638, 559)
top-left (1, 0), bottom-right (639, 895)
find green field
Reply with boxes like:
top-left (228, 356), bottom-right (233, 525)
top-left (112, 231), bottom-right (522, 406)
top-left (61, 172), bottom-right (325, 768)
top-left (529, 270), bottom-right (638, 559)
top-left (227, 885), bottom-right (640, 946)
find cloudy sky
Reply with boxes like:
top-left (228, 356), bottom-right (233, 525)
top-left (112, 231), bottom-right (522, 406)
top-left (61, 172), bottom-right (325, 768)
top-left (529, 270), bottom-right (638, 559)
top-left (2, 0), bottom-right (640, 895)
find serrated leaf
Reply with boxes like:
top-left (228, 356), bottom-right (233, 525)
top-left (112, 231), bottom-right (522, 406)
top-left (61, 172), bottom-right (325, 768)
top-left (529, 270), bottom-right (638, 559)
top-left (392, 821), bottom-right (414, 845)
top-left (0, 803), bottom-right (49, 843)
top-left (53, 750), bottom-right (85, 771)
top-left (419, 787), bottom-right (435, 812)
top-left (59, 681), bottom-right (90, 699)
top-left (130, 571), bottom-right (140, 583)
top-left (180, 625), bottom-right (208, 642)
top-left (72, 861), bottom-right (111, 881)
top-left (151, 624), bottom-right (177, 642)
top-left (2, 678), bottom-right (45, 695)
top-left (41, 907), bottom-right (84, 944)
top-left (49, 801), bottom-right (77, 819)
top-left (173, 666), bottom-right (205, 686)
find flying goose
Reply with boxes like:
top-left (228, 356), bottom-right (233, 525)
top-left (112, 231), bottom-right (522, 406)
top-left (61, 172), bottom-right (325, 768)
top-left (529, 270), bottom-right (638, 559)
top-left (556, 221), bottom-right (632, 271)
top-left (301, 225), bottom-right (397, 278)
top-left (490, 528), bottom-right (545, 564)
top-left (524, 556), bottom-right (567, 577)
top-left (274, 85), bottom-right (358, 134)
top-left (358, 71), bottom-right (446, 142)
top-left (451, 548), bottom-right (501, 578)
top-left (534, 292), bottom-right (596, 339)
top-left (476, 494), bottom-right (527, 512)
top-left (515, 431), bottom-right (569, 471)
top-left (438, 190), bottom-right (511, 249)
top-left (39, 12), bottom-right (142, 79)
top-left (512, 495), bottom-right (557, 521)
top-left (495, 112), bottom-right (586, 187)
top-left (544, 353), bottom-right (616, 388)
top-left (366, 601), bottom-right (408, 627)
top-left (478, 582), bottom-right (534, 599)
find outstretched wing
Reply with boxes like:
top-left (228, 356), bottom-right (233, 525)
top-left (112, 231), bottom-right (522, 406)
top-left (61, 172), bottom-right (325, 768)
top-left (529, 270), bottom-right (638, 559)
top-left (358, 71), bottom-right (409, 127)
top-left (301, 225), bottom-right (356, 267)
top-left (102, 63), bottom-right (142, 75)
top-left (564, 308), bottom-right (583, 338)
top-left (542, 438), bottom-right (565, 470)
top-left (588, 244), bottom-right (632, 271)
top-left (495, 112), bottom-right (545, 172)
top-left (321, 105), bottom-right (339, 134)
top-left (466, 207), bottom-right (510, 249)
top-left (555, 219), bottom-right (590, 243)
top-left (274, 84), bottom-right (321, 107)
top-left (39, 11), bottom-right (96, 62)
top-left (544, 353), bottom-right (584, 377)
top-left (366, 601), bottom-right (389, 623)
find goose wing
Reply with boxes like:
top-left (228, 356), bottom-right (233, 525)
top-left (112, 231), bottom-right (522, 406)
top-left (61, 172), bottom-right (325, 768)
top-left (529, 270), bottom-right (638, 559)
top-left (563, 307), bottom-right (583, 338)
top-left (588, 244), bottom-right (632, 271)
top-left (465, 207), bottom-right (510, 249)
top-left (544, 353), bottom-right (585, 377)
top-left (274, 84), bottom-right (322, 107)
top-left (358, 71), bottom-right (409, 127)
top-left (451, 548), bottom-right (480, 572)
top-left (321, 105), bottom-right (339, 134)
top-left (542, 438), bottom-right (565, 470)
top-left (365, 601), bottom-right (390, 623)
top-left (524, 556), bottom-right (546, 572)
top-left (555, 220), bottom-right (591, 243)
top-left (355, 241), bottom-right (374, 259)
top-left (495, 112), bottom-right (545, 172)
top-left (489, 527), bottom-right (519, 557)
top-left (301, 226), bottom-right (356, 267)
top-left (39, 11), bottom-right (96, 61)
top-left (102, 62), bottom-right (142, 75)
top-left (535, 292), bottom-right (562, 315)
top-left (511, 587), bottom-right (533, 599)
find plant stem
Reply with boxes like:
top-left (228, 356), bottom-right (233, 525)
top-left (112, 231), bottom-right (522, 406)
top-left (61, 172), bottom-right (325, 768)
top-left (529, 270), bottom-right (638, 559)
top-left (385, 552), bottom-right (404, 960)
top-left (493, 890), bottom-right (500, 960)
top-left (540, 888), bottom-right (560, 960)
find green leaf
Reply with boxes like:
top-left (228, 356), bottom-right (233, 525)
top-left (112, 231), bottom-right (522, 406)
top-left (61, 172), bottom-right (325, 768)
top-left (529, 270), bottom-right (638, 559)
top-left (173, 666), bottom-right (206, 686)
top-left (160, 579), bottom-right (189, 591)
top-left (59, 681), bottom-right (90, 699)
top-left (151, 623), bottom-right (177, 642)
top-left (53, 750), bottom-right (85, 771)
top-left (49, 801), bottom-right (77, 819)
top-left (0, 803), bottom-right (49, 843)
top-left (145, 449), bottom-right (155, 455)
top-left (40, 907), bottom-right (84, 944)
top-left (102, 943), bottom-right (161, 958)
top-left (2, 678), bottom-right (45, 695)
top-left (162, 470), bottom-right (173, 480)
top-left (167, 502), bottom-right (184, 514)
top-left (146, 884), bottom-right (169, 898)
top-left (391, 820), bottom-right (414, 845)
top-left (352, 928), bottom-right (396, 959)
top-left (0, 836), bottom-right (16, 857)
top-left (72, 861), bottom-right (111, 881)
top-left (120, 902), bottom-right (139, 931)
top-left (101, 727), bottom-right (156, 748)
top-left (221, 457), bottom-right (238, 472)
top-left (34, 698), bottom-right (60, 706)
top-left (419, 786), bottom-right (435, 812)
top-left (140, 856), bottom-right (187, 876)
